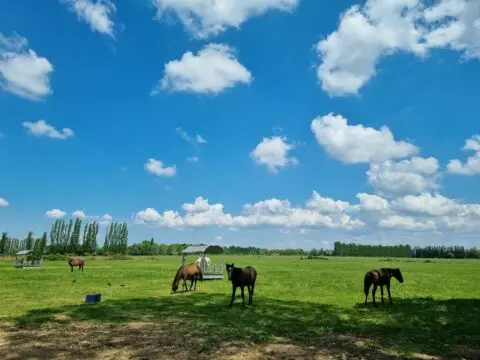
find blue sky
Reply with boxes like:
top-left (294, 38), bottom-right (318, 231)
top-left (1, 0), bottom-right (480, 249)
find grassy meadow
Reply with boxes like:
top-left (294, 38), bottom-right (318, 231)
top-left (0, 255), bottom-right (479, 359)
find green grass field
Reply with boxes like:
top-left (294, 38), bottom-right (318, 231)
top-left (0, 255), bottom-right (479, 359)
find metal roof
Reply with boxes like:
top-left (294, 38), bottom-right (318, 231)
top-left (182, 245), bottom-right (224, 254)
top-left (16, 249), bottom-right (33, 255)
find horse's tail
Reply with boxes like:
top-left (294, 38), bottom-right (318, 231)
top-left (171, 265), bottom-right (184, 293)
top-left (364, 271), bottom-right (372, 295)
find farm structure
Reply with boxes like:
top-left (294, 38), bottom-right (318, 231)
top-left (14, 250), bottom-right (42, 268)
top-left (182, 245), bottom-right (225, 280)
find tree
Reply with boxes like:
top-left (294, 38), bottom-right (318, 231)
top-left (25, 231), bottom-right (35, 250)
top-left (0, 232), bottom-right (7, 255)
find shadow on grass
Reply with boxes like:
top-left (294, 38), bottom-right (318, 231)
top-left (4, 294), bottom-right (480, 359)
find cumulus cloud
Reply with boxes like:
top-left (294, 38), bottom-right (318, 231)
top-left (22, 120), bottom-right (74, 140)
top-left (144, 158), bottom-right (176, 177)
top-left (315, 0), bottom-right (480, 96)
top-left (154, 43), bottom-right (252, 95)
top-left (0, 197), bottom-right (9, 207)
top-left (61, 0), bottom-right (116, 37)
top-left (187, 156), bottom-right (199, 162)
top-left (311, 113), bottom-right (417, 164)
top-left (0, 32), bottom-right (53, 100)
top-left (135, 194), bottom-right (365, 230)
top-left (99, 214), bottom-right (113, 226)
top-left (378, 214), bottom-right (437, 231)
top-left (45, 209), bottom-right (67, 219)
top-left (151, 0), bottom-right (299, 38)
top-left (72, 210), bottom-right (86, 219)
top-left (250, 136), bottom-right (298, 173)
top-left (305, 191), bottom-right (351, 213)
top-left (134, 190), bottom-right (480, 234)
top-left (447, 134), bottom-right (480, 175)
top-left (356, 193), bottom-right (390, 212)
top-left (367, 157), bottom-right (440, 197)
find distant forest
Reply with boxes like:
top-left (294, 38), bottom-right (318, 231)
top-left (1, 218), bottom-right (479, 259)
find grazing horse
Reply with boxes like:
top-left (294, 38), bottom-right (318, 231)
top-left (226, 263), bottom-right (257, 308)
top-left (68, 257), bottom-right (84, 272)
top-left (171, 263), bottom-right (203, 294)
top-left (364, 267), bottom-right (404, 305)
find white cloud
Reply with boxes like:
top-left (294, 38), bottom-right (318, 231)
top-left (45, 209), bottom-right (67, 219)
top-left (61, 0), bottom-right (116, 37)
top-left (135, 194), bottom-right (365, 230)
top-left (447, 134), bottom-right (480, 175)
top-left (250, 136), bottom-right (298, 173)
top-left (367, 157), bottom-right (440, 196)
top-left (0, 33), bottom-right (53, 100)
top-left (0, 197), bottom-right (9, 207)
top-left (134, 190), bottom-right (480, 235)
top-left (379, 214), bottom-right (437, 231)
top-left (187, 156), bottom-right (199, 162)
top-left (311, 113), bottom-right (417, 164)
top-left (99, 214), bottom-right (113, 226)
top-left (176, 127), bottom-right (207, 145)
top-left (356, 193), bottom-right (390, 212)
top-left (144, 158), bottom-right (176, 177)
top-left (72, 210), bottom-right (86, 219)
top-left (305, 191), bottom-right (351, 213)
top-left (315, 0), bottom-right (480, 96)
top-left (151, 0), bottom-right (299, 38)
top-left (154, 43), bottom-right (252, 95)
top-left (393, 192), bottom-right (459, 216)
top-left (22, 120), bottom-right (74, 140)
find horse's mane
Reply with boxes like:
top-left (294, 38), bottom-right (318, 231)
top-left (172, 264), bottom-right (184, 289)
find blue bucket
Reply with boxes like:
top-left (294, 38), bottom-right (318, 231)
top-left (85, 293), bottom-right (101, 304)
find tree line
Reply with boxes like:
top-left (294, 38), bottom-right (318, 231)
top-left (0, 218), bottom-right (129, 257)
top-left (0, 231), bottom-right (47, 259)
top-left (2, 221), bottom-right (480, 259)
top-left (332, 241), bottom-right (480, 259)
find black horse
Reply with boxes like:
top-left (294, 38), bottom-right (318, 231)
top-left (226, 263), bottom-right (257, 308)
top-left (364, 267), bottom-right (404, 305)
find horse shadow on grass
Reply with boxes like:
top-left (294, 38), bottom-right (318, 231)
top-left (3, 294), bottom-right (480, 360)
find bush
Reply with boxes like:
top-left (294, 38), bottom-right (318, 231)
top-left (108, 254), bottom-right (133, 260)
top-left (43, 254), bottom-right (66, 261)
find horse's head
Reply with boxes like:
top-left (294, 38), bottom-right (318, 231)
top-left (391, 268), bottom-right (404, 283)
top-left (226, 263), bottom-right (234, 280)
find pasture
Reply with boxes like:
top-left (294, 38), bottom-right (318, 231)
top-left (0, 255), bottom-right (479, 359)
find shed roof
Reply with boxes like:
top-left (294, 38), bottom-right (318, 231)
top-left (182, 245), bottom-right (224, 255)
top-left (16, 249), bottom-right (33, 255)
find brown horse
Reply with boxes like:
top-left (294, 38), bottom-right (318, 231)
top-left (226, 263), bottom-right (257, 308)
top-left (364, 267), bottom-right (404, 305)
top-left (68, 257), bottom-right (84, 272)
top-left (171, 263), bottom-right (203, 294)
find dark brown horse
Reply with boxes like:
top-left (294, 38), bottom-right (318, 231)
top-left (226, 263), bottom-right (257, 308)
top-left (364, 267), bottom-right (404, 305)
top-left (171, 263), bottom-right (203, 294)
top-left (68, 257), bottom-right (84, 272)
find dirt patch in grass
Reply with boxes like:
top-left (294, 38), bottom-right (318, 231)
top-left (1, 321), bottom-right (476, 360)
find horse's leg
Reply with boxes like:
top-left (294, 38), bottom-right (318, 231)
top-left (189, 277), bottom-right (194, 291)
top-left (70, 265), bottom-right (73, 272)
top-left (380, 285), bottom-right (384, 304)
top-left (247, 285), bottom-right (252, 305)
top-left (372, 285), bottom-right (378, 306)
top-left (241, 286), bottom-right (246, 308)
top-left (229, 285), bottom-right (237, 308)
top-left (387, 283), bottom-right (393, 305)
